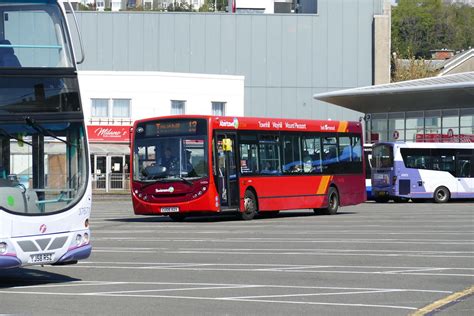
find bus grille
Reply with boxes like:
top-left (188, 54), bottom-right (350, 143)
top-left (16, 236), bottom-right (68, 253)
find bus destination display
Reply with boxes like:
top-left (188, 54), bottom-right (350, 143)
top-left (156, 120), bottom-right (197, 135)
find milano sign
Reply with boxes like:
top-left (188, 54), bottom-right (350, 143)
top-left (87, 125), bottom-right (131, 143)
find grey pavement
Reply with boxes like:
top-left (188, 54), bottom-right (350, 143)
top-left (1, 199), bottom-right (473, 315)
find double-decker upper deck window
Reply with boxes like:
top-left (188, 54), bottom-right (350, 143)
top-left (0, 3), bottom-right (73, 68)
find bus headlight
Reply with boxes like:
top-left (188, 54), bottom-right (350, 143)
top-left (75, 234), bottom-right (83, 246)
top-left (83, 233), bottom-right (90, 244)
top-left (0, 242), bottom-right (7, 254)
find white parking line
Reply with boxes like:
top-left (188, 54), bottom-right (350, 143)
top-left (90, 246), bottom-right (474, 256)
top-left (163, 249), bottom-right (474, 259)
top-left (2, 280), bottom-right (454, 293)
top-left (91, 229), bottom-right (474, 235)
top-left (63, 262), bottom-right (473, 277)
top-left (91, 236), bottom-right (474, 245)
top-left (384, 268), bottom-right (450, 274)
top-left (224, 289), bottom-right (402, 299)
top-left (219, 297), bottom-right (418, 310)
top-left (81, 261), bottom-right (474, 272)
top-left (0, 289), bottom-right (418, 310)
top-left (86, 285), bottom-right (263, 296)
top-left (67, 264), bottom-right (474, 277)
top-left (8, 281), bottom-right (127, 290)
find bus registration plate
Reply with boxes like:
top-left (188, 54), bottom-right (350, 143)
top-left (161, 207), bottom-right (179, 213)
top-left (29, 253), bottom-right (54, 264)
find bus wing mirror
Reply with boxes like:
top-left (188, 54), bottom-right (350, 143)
top-left (222, 138), bottom-right (233, 152)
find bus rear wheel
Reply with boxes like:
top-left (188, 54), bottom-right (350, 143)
top-left (169, 213), bottom-right (187, 221)
top-left (323, 187), bottom-right (339, 215)
top-left (238, 190), bottom-right (258, 220)
top-left (434, 186), bottom-right (450, 203)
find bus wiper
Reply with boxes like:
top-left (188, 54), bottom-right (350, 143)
top-left (140, 175), bottom-right (193, 189)
top-left (155, 175), bottom-right (194, 186)
top-left (25, 117), bottom-right (75, 147)
top-left (0, 127), bottom-right (33, 146)
top-left (172, 176), bottom-right (193, 186)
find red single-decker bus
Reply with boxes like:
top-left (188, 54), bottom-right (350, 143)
top-left (130, 115), bottom-right (366, 220)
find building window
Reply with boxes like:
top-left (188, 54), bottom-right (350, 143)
top-left (91, 98), bottom-right (131, 119)
top-left (405, 111), bottom-right (424, 142)
top-left (212, 102), bottom-right (226, 116)
top-left (113, 99), bottom-right (131, 118)
top-left (371, 113), bottom-right (388, 142)
top-left (171, 100), bottom-right (186, 115)
top-left (424, 110), bottom-right (441, 140)
top-left (91, 99), bottom-right (108, 118)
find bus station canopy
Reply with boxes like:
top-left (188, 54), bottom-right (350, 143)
top-left (313, 72), bottom-right (474, 114)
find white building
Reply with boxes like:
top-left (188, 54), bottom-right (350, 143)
top-left (235, 0), bottom-right (276, 13)
top-left (78, 71), bottom-right (244, 191)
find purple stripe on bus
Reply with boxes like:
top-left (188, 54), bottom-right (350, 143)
top-left (0, 255), bottom-right (21, 269)
top-left (56, 244), bottom-right (92, 264)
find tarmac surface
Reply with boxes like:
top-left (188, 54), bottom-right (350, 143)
top-left (1, 197), bottom-right (473, 315)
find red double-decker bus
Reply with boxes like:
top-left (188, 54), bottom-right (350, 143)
top-left (130, 115), bottom-right (365, 221)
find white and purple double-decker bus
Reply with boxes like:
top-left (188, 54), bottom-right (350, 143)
top-left (372, 142), bottom-right (474, 203)
top-left (0, 0), bottom-right (91, 269)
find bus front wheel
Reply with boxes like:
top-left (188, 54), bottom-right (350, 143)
top-left (323, 187), bottom-right (339, 215)
top-left (238, 190), bottom-right (258, 220)
top-left (434, 186), bottom-right (450, 203)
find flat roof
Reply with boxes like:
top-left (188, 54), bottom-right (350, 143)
top-left (313, 72), bottom-right (474, 114)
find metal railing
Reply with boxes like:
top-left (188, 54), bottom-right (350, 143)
top-left (92, 173), bottom-right (130, 192)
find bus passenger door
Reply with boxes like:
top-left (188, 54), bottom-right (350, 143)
top-left (456, 155), bottom-right (474, 196)
top-left (215, 133), bottom-right (239, 208)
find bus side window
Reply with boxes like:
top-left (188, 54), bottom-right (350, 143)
top-left (239, 143), bottom-right (258, 174)
top-left (322, 136), bottom-right (338, 172)
top-left (352, 137), bottom-right (362, 161)
top-left (258, 135), bottom-right (280, 174)
top-left (302, 135), bottom-right (321, 173)
top-left (457, 158), bottom-right (472, 178)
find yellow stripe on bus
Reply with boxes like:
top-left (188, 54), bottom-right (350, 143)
top-left (337, 121), bottom-right (348, 133)
top-left (316, 176), bottom-right (332, 195)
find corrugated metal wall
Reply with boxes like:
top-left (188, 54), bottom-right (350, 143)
top-left (73, 0), bottom-right (384, 121)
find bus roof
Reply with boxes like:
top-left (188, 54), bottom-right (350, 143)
top-left (374, 142), bottom-right (474, 149)
top-left (134, 115), bottom-right (363, 134)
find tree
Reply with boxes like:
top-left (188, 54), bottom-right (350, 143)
top-left (167, 1), bottom-right (193, 12)
top-left (392, 0), bottom-right (474, 58)
top-left (77, 3), bottom-right (95, 11)
top-left (391, 53), bottom-right (438, 82)
top-left (200, 0), bottom-right (227, 12)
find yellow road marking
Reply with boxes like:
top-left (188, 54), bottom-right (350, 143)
top-left (410, 285), bottom-right (474, 316)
